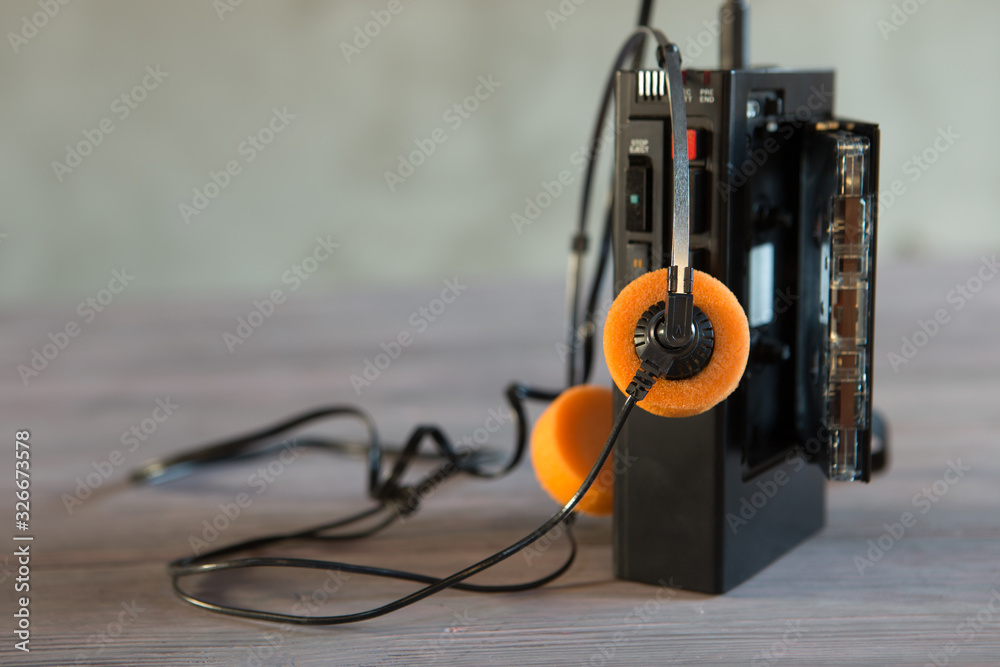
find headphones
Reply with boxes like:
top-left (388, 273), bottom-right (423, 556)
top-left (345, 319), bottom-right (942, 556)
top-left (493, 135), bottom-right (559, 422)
top-left (130, 22), bottom-right (750, 626)
top-left (532, 27), bottom-right (749, 516)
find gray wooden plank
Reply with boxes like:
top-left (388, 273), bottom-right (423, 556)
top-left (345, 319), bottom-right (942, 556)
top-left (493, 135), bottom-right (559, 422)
top-left (2, 261), bottom-right (1000, 666)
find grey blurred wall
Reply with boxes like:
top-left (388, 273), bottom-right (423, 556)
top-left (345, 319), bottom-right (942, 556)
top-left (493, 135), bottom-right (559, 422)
top-left (1, 0), bottom-right (995, 304)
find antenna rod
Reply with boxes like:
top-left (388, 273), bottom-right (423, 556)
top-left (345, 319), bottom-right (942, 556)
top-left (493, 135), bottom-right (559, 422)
top-left (719, 0), bottom-right (749, 70)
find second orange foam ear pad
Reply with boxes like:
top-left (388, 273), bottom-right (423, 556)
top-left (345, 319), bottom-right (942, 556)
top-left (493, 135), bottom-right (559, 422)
top-left (530, 385), bottom-right (614, 516)
top-left (604, 268), bottom-right (750, 418)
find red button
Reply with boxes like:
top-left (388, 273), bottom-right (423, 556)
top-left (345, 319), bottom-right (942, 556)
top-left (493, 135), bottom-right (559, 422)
top-left (671, 129), bottom-right (699, 160)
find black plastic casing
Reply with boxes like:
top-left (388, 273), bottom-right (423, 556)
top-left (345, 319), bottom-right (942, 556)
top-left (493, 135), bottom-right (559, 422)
top-left (611, 67), bottom-right (880, 594)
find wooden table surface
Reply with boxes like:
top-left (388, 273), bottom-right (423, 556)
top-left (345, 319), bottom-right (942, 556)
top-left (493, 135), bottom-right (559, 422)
top-left (3, 259), bottom-right (999, 667)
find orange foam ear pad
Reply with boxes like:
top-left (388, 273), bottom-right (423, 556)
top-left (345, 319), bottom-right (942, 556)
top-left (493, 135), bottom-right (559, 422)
top-left (604, 268), bottom-right (750, 418)
top-left (530, 385), bottom-right (614, 516)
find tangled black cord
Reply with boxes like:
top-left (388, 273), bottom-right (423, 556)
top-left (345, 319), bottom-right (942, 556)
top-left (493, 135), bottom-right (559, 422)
top-left (139, 12), bottom-right (677, 626)
top-left (155, 383), bottom-right (621, 625)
